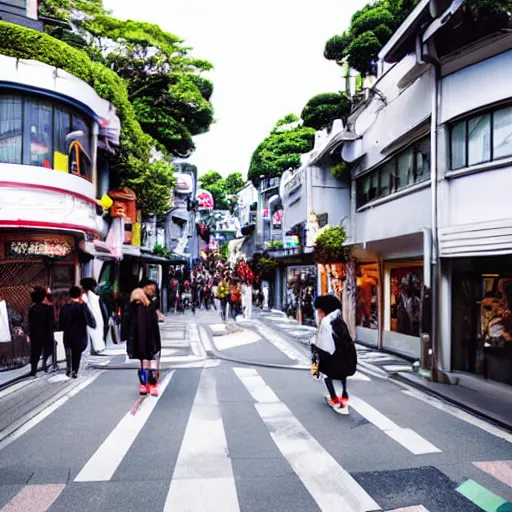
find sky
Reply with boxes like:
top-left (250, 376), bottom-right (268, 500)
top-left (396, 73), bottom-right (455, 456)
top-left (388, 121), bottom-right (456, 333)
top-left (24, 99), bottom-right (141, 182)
top-left (104, 0), bottom-right (367, 177)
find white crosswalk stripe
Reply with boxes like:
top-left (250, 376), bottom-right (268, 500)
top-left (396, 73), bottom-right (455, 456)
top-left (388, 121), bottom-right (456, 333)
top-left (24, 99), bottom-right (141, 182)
top-left (233, 367), bottom-right (381, 512)
top-left (163, 369), bottom-right (240, 512)
top-left (74, 371), bottom-right (175, 482)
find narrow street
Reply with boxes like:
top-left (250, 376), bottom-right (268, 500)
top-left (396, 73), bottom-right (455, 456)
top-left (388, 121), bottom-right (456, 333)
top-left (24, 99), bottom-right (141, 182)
top-left (0, 310), bottom-right (511, 512)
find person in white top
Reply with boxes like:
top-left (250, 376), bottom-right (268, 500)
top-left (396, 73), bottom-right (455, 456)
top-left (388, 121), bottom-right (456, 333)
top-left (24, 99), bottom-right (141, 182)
top-left (244, 281), bottom-right (253, 319)
top-left (81, 278), bottom-right (106, 355)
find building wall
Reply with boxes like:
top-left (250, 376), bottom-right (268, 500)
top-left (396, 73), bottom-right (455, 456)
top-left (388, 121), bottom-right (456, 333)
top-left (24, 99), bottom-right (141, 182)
top-left (311, 166), bottom-right (350, 226)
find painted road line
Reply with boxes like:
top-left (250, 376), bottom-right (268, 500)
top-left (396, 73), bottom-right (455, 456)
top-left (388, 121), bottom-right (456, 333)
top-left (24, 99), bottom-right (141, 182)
top-left (383, 365), bottom-right (412, 372)
top-left (456, 480), bottom-right (511, 512)
top-left (234, 367), bottom-right (381, 512)
top-left (357, 361), bottom-right (389, 380)
top-left (473, 461), bottom-right (512, 488)
top-left (401, 387), bottom-right (512, 444)
top-left (349, 396), bottom-right (441, 455)
top-left (74, 370), bottom-right (175, 482)
top-left (254, 321), bottom-right (310, 364)
top-left (0, 484), bottom-right (65, 512)
top-left (189, 324), bottom-right (207, 358)
top-left (214, 330), bottom-right (261, 351)
top-left (351, 371), bottom-right (372, 382)
top-left (0, 379), bottom-right (34, 400)
top-left (163, 369), bottom-right (240, 512)
top-left (198, 326), bottom-right (214, 353)
top-left (0, 371), bottom-right (102, 451)
top-left (387, 507), bottom-right (430, 512)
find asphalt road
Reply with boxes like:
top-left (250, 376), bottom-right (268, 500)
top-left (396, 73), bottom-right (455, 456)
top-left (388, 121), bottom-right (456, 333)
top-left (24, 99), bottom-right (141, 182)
top-left (0, 308), bottom-right (511, 512)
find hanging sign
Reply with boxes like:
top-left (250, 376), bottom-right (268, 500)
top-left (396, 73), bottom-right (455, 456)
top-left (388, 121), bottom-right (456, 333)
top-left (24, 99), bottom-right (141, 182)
top-left (5, 240), bottom-right (73, 258)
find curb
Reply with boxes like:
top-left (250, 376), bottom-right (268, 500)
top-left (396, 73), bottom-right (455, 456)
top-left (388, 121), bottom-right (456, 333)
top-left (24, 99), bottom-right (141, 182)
top-left (391, 372), bottom-right (512, 433)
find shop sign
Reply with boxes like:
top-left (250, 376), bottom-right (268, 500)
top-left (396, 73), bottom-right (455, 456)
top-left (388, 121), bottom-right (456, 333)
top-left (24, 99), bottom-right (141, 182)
top-left (6, 240), bottom-right (73, 259)
top-left (284, 235), bottom-right (299, 248)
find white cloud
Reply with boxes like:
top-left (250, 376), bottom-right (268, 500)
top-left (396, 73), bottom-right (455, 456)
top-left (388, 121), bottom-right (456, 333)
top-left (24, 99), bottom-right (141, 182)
top-left (103, 0), bottom-right (366, 177)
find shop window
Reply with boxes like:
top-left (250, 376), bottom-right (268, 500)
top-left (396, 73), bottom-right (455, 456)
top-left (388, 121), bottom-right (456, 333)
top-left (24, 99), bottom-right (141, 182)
top-left (389, 266), bottom-right (423, 337)
top-left (493, 106), bottom-right (512, 160)
top-left (25, 98), bottom-right (53, 168)
top-left (468, 113), bottom-right (491, 166)
top-left (357, 264), bottom-right (379, 329)
top-left (0, 95), bottom-right (22, 164)
top-left (51, 265), bottom-right (75, 290)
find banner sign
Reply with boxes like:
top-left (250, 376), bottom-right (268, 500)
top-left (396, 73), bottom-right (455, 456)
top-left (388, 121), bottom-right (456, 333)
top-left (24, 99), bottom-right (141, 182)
top-left (6, 240), bottom-right (73, 259)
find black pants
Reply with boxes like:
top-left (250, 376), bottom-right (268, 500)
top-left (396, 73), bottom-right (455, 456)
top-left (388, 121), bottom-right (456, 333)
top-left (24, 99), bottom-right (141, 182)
top-left (30, 338), bottom-right (53, 374)
top-left (324, 377), bottom-right (348, 400)
top-left (65, 346), bottom-right (82, 374)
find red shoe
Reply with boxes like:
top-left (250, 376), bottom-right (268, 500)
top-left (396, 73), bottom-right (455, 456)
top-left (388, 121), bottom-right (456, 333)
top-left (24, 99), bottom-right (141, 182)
top-left (150, 383), bottom-right (159, 397)
top-left (340, 396), bottom-right (349, 407)
top-left (139, 383), bottom-right (149, 395)
top-left (326, 396), bottom-right (340, 409)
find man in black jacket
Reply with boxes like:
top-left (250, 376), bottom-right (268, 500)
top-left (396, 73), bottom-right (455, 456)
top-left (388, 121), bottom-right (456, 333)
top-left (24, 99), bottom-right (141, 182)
top-left (28, 287), bottom-right (55, 376)
top-left (59, 286), bottom-right (96, 378)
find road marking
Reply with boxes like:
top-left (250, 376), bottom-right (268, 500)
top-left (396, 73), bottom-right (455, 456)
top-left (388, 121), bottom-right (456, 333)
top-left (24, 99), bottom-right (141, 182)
top-left (234, 367), bottom-right (381, 512)
top-left (387, 507), bottom-right (430, 512)
top-left (0, 484), bottom-right (65, 512)
top-left (74, 371), bottom-right (174, 482)
top-left (198, 326), bottom-right (214, 353)
top-left (349, 396), bottom-right (441, 455)
top-left (0, 371), bottom-right (102, 451)
top-left (0, 379), bottom-right (33, 400)
top-left (214, 330), bottom-right (261, 351)
top-left (383, 365), bottom-right (412, 372)
top-left (456, 479), bottom-right (510, 512)
top-left (164, 369), bottom-right (240, 512)
top-left (473, 461), bottom-right (512, 488)
top-left (253, 321), bottom-right (310, 364)
top-left (401, 387), bottom-right (512, 444)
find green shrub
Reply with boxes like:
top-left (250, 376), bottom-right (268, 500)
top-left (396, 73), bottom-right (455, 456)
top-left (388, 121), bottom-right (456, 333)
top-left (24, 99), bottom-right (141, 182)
top-left (313, 226), bottom-right (349, 264)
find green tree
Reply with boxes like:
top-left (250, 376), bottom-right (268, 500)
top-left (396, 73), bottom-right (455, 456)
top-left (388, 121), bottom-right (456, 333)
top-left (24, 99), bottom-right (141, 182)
top-left (39, 1), bottom-right (215, 158)
top-left (323, 0), bottom-right (420, 76)
top-left (224, 172), bottom-right (245, 194)
top-left (301, 92), bottom-right (352, 131)
top-left (199, 170), bottom-right (229, 210)
top-left (248, 115), bottom-right (315, 186)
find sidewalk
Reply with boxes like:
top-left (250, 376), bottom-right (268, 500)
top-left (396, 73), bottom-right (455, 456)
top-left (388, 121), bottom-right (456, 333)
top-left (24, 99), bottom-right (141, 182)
top-left (257, 308), bottom-right (512, 432)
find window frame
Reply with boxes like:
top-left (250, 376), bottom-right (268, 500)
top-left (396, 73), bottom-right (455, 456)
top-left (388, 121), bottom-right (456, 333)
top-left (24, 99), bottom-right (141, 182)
top-left (356, 135), bottom-right (431, 209)
top-left (449, 104), bottom-right (512, 170)
top-left (0, 92), bottom-right (93, 180)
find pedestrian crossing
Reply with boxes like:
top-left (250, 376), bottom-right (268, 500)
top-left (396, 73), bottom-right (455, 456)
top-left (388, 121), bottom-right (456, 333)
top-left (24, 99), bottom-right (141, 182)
top-left (0, 366), bottom-right (511, 512)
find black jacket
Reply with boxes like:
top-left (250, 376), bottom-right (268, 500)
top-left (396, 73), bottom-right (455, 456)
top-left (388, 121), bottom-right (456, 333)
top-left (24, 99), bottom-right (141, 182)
top-left (123, 301), bottom-right (161, 361)
top-left (59, 302), bottom-right (95, 352)
top-left (312, 316), bottom-right (357, 380)
top-left (28, 303), bottom-right (55, 346)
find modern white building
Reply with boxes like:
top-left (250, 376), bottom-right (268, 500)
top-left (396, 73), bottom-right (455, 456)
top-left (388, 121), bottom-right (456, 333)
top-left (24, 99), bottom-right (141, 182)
top-left (339, 0), bottom-right (512, 386)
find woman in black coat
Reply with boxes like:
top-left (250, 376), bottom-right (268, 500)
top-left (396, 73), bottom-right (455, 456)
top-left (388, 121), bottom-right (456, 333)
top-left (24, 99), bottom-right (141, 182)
top-left (28, 287), bottom-right (55, 376)
top-left (59, 286), bottom-right (95, 378)
top-left (311, 295), bottom-right (357, 415)
top-left (122, 283), bottom-right (162, 396)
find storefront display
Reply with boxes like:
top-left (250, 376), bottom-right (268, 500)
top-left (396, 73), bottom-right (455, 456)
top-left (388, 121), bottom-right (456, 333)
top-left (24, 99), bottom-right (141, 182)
top-left (390, 265), bottom-right (422, 337)
top-left (357, 264), bottom-right (379, 329)
top-left (285, 265), bottom-right (316, 324)
top-left (318, 263), bottom-right (344, 301)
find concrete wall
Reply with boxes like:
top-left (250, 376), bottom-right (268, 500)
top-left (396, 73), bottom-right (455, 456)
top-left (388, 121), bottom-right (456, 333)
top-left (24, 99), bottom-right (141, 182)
top-left (311, 166), bottom-right (350, 226)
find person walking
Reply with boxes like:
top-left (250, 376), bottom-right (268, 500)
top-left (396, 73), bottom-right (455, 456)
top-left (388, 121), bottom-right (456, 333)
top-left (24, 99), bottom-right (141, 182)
top-left (59, 286), bottom-right (96, 378)
top-left (81, 278), bottom-right (106, 355)
top-left (28, 287), bottom-right (55, 376)
top-left (311, 294), bottom-right (357, 415)
top-left (122, 282), bottom-right (162, 396)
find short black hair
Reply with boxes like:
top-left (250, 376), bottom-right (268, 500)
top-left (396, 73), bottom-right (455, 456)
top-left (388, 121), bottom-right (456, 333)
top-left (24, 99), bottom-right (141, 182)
top-left (80, 277), bottom-right (97, 291)
top-left (31, 287), bottom-right (47, 303)
top-left (69, 286), bottom-right (82, 299)
top-left (139, 279), bottom-right (157, 289)
top-left (314, 294), bottom-right (341, 315)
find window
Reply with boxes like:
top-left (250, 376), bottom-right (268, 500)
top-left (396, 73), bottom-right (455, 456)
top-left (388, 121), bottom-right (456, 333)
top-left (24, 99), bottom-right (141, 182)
top-left (356, 135), bottom-right (430, 208)
top-left (468, 114), bottom-right (491, 166)
top-left (0, 96), bottom-right (22, 164)
top-left (25, 99), bottom-right (53, 168)
top-left (390, 266), bottom-right (423, 337)
top-left (493, 106), bottom-right (512, 160)
top-left (450, 105), bottom-right (512, 169)
top-left (0, 93), bottom-right (92, 180)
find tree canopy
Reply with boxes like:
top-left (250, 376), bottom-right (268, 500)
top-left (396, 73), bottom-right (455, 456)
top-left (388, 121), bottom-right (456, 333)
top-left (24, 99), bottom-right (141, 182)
top-left (248, 115), bottom-right (315, 186)
top-left (199, 171), bottom-right (246, 210)
top-left (39, 0), bottom-right (215, 158)
top-left (301, 92), bottom-right (351, 131)
top-left (324, 0), bottom-right (419, 76)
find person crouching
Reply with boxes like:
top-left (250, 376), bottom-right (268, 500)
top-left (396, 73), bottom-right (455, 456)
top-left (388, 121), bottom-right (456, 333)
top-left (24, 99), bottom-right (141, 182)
top-left (59, 286), bottom-right (96, 378)
top-left (311, 295), bottom-right (357, 415)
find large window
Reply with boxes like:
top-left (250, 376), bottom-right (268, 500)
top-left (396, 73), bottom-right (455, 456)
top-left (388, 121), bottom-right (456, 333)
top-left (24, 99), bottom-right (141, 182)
top-left (451, 104), bottom-right (512, 169)
top-left (0, 93), bottom-right (92, 180)
top-left (390, 265), bottom-right (423, 337)
top-left (356, 136), bottom-right (430, 208)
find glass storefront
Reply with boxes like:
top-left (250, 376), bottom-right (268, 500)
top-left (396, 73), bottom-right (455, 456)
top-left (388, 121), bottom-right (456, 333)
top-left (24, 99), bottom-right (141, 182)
top-left (0, 93), bottom-right (92, 179)
top-left (389, 264), bottom-right (423, 337)
top-left (285, 265), bottom-right (316, 324)
top-left (318, 263), bottom-right (344, 302)
top-left (452, 256), bottom-right (512, 385)
top-left (357, 263), bottom-right (379, 329)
